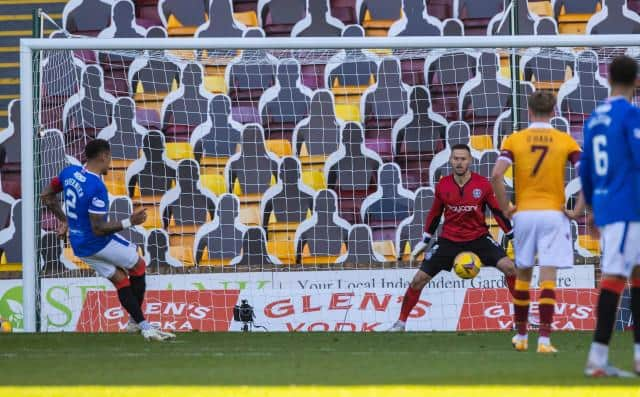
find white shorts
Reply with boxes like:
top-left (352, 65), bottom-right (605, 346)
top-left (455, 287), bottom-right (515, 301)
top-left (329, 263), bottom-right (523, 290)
top-left (600, 222), bottom-right (640, 278)
top-left (81, 236), bottom-right (139, 279)
top-left (512, 210), bottom-right (574, 269)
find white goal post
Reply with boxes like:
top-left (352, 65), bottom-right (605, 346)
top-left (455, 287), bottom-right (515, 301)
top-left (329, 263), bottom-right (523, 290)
top-left (19, 34), bottom-right (639, 332)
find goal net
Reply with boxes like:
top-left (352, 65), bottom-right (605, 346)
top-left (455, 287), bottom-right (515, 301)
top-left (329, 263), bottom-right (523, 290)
top-left (16, 36), bottom-right (630, 333)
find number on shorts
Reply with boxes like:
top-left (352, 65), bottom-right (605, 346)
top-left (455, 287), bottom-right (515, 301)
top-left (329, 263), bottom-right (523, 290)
top-left (530, 145), bottom-right (549, 176)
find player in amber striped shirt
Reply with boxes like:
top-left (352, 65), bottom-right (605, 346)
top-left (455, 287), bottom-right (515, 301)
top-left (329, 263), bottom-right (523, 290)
top-left (491, 91), bottom-right (581, 354)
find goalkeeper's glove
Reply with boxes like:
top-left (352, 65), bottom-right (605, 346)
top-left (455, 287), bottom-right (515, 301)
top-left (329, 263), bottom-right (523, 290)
top-left (410, 233), bottom-right (432, 261)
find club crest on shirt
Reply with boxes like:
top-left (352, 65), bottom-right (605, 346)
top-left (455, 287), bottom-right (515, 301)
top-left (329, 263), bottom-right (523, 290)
top-left (472, 188), bottom-right (482, 199)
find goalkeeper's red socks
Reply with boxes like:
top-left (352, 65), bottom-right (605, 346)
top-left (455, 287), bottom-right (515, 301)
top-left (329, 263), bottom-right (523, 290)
top-left (538, 280), bottom-right (556, 342)
top-left (588, 278), bottom-right (626, 368)
top-left (513, 279), bottom-right (530, 336)
top-left (398, 286), bottom-right (421, 322)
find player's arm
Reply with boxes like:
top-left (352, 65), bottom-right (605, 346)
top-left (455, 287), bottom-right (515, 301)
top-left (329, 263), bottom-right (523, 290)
top-left (410, 188), bottom-right (444, 259)
top-left (40, 177), bottom-right (66, 223)
top-left (625, 107), bottom-right (640, 169)
top-left (491, 160), bottom-right (514, 219)
top-left (89, 185), bottom-right (147, 237)
top-left (89, 208), bottom-right (147, 237)
top-left (485, 186), bottom-right (513, 237)
top-left (492, 137), bottom-right (515, 218)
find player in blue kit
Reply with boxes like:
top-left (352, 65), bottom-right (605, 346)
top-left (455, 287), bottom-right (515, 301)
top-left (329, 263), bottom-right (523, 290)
top-left (41, 139), bottom-right (175, 342)
top-left (579, 56), bottom-right (640, 377)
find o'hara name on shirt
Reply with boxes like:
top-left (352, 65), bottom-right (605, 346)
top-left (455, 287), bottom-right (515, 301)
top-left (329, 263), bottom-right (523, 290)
top-left (64, 172), bottom-right (87, 197)
top-left (526, 134), bottom-right (553, 144)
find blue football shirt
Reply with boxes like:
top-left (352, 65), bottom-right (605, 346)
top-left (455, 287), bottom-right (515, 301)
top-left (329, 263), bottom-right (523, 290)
top-left (58, 165), bottom-right (112, 257)
top-left (581, 97), bottom-right (640, 226)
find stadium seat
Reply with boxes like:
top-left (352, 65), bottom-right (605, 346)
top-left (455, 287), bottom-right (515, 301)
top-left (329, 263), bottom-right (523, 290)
top-left (425, 34), bottom-right (477, 121)
top-left (528, 0), bottom-right (553, 17)
top-left (63, 64), bottom-right (117, 161)
top-left (63, 0), bottom-right (113, 36)
top-left (165, 142), bottom-right (195, 160)
top-left (200, 173), bottom-right (227, 195)
top-left (161, 62), bottom-right (214, 140)
top-left (190, 95), bottom-right (242, 165)
top-left (229, 226), bottom-right (282, 266)
top-left (301, 171), bottom-right (326, 191)
top-left (291, 0), bottom-right (345, 37)
top-left (388, 0), bottom-right (441, 36)
top-left (392, 86), bottom-right (447, 189)
top-left (127, 130), bottom-right (177, 207)
top-left (396, 187), bottom-right (434, 261)
top-left (331, 0), bottom-right (357, 24)
top-left (557, 50), bottom-right (610, 135)
top-left (357, 0), bottom-right (402, 36)
top-left (194, 193), bottom-right (245, 265)
top-left (226, 124), bottom-right (279, 196)
top-left (361, 163), bottom-right (414, 242)
top-left (488, 0), bottom-right (537, 35)
top-left (146, 228), bottom-right (182, 271)
top-left (325, 124), bottom-right (381, 223)
top-left (294, 190), bottom-right (350, 265)
top-left (258, 0), bottom-right (307, 36)
top-left (108, 196), bottom-right (148, 254)
top-left (457, 0), bottom-right (503, 35)
top-left (336, 224), bottom-right (386, 265)
top-left (293, 90), bottom-right (342, 161)
top-left (259, 59), bottom-right (312, 140)
top-left (158, 0), bottom-right (208, 36)
top-left (586, 0), bottom-right (640, 34)
top-left (555, 0), bottom-right (601, 34)
top-left (226, 28), bottom-right (276, 124)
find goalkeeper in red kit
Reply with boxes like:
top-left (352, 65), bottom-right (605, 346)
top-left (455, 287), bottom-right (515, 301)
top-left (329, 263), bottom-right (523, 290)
top-left (389, 144), bottom-right (517, 331)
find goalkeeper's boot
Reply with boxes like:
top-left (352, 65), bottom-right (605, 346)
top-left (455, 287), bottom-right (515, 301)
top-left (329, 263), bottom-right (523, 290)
top-left (511, 334), bottom-right (528, 352)
top-left (388, 321), bottom-right (406, 332)
top-left (126, 319), bottom-right (141, 334)
top-left (536, 342), bottom-right (558, 354)
top-left (142, 328), bottom-right (176, 342)
top-left (585, 363), bottom-right (636, 378)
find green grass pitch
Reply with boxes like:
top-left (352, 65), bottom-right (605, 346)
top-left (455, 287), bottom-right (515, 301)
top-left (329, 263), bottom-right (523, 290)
top-left (0, 331), bottom-right (638, 388)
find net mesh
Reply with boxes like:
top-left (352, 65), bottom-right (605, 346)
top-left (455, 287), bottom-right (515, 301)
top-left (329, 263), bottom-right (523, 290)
top-left (21, 41), bottom-right (633, 332)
